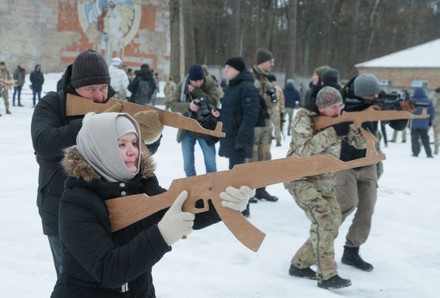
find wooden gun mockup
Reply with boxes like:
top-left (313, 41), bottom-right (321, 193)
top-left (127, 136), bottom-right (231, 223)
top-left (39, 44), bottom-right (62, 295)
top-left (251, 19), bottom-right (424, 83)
top-left (66, 94), bottom-right (225, 138)
top-left (106, 143), bottom-right (385, 252)
top-left (313, 109), bottom-right (428, 131)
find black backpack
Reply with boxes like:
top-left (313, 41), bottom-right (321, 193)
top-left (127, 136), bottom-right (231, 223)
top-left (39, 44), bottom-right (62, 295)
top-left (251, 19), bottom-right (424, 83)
top-left (134, 79), bottom-right (152, 105)
top-left (239, 81), bottom-right (269, 127)
top-left (255, 94), bottom-right (270, 127)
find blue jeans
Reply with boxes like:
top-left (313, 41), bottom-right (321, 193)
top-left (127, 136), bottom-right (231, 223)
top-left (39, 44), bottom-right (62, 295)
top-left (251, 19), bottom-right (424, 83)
top-left (32, 89), bottom-right (42, 106)
top-left (181, 131), bottom-right (217, 176)
top-left (48, 235), bottom-right (62, 279)
top-left (13, 85), bottom-right (22, 105)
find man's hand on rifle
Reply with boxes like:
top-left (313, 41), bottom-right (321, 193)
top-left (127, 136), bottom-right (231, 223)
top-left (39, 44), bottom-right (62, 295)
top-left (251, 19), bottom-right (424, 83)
top-left (158, 191), bottom-right (195, 246)
top-left (220, 186), bottom-right (255, 212)
top-left (399, 100), bottom-right (417, 113)
top-left (133, 110), bottom-right (164, 143)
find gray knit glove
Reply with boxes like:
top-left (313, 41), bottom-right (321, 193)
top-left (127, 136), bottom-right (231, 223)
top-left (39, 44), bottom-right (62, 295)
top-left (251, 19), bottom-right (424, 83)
top-left (220, 186), bottom-right (255, 212)
top-left (158, 191), bottom-right (195, 246)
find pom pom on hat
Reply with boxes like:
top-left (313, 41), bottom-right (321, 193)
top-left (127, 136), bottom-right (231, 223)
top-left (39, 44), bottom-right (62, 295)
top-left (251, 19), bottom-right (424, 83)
top-left (354, 73), bottom-right (381, 97)
top-left (71, 49), bottom-right (110, 89)
top-left (188, 64), bottom-right (205, 81)
top-left (225, 56), bottom-right (246, 72)
top-left (255, 48), bottom-right (274, 65)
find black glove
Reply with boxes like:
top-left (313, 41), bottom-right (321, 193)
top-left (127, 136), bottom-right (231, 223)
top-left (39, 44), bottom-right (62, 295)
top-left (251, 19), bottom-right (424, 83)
top-left (333, 122), bottom-right (351, 136)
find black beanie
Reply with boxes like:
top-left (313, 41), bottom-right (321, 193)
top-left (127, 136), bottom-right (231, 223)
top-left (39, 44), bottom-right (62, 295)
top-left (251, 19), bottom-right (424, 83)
top-left (188, 64), bottom-right (205, 81)
top-left (322, 68), bottom-right (339, 85)
top-left (70, 49), bottom-right (110, 89)
top-left (225, 56), bottom-right (246, 72)
top-left (255, 48), bottom-right (274, 65)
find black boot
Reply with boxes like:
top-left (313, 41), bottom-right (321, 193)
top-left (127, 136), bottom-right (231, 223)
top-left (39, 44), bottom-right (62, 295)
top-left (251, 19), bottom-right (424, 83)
top-left (255, 187), bottom-right (278, 202)
top-left (341, 246), bottom-right (373, 271)
top-left (241, 203), bottom-right (250, 218)
top-left (288, 265), bottom-right (316, 280)
top-left (318, 275), bottom-right (351, 289)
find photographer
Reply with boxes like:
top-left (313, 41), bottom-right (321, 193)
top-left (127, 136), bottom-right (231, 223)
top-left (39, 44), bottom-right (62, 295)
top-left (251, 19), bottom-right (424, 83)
top-left (169, 64), bottom-right (222, 177)
top-left (334, 73), bottom-right (412, 272)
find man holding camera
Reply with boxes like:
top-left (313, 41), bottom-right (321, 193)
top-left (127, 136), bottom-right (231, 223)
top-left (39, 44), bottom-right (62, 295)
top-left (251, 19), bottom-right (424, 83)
top-left (250, 48), bottom-right (279, 202)
top-left (334, 73), bottom-right (411, 272)
top-left (169, 64), bottom-right (222, 177)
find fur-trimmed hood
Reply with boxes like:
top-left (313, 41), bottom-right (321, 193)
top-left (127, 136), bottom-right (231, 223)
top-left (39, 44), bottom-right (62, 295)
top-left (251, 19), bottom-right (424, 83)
top-left (62, 146), bottom-right (155, 183)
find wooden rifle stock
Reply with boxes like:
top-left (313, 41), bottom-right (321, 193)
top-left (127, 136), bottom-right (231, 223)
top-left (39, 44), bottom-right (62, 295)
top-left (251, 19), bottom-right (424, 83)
top-left (66, 94), bottom-right (225, 138)
top-left (313, 109), bottom-right (428, 131)
top-left (106, 146), bottom-right (385, 252)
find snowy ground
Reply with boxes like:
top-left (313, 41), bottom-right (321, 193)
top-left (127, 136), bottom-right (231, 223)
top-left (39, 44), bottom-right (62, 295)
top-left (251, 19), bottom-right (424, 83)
top-left (0, 73), bottom-right (439, 297)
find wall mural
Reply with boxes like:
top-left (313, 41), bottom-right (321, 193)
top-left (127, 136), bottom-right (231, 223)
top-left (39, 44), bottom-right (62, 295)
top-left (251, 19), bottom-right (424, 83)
top-left (77, 0), bottom-right (141, 62)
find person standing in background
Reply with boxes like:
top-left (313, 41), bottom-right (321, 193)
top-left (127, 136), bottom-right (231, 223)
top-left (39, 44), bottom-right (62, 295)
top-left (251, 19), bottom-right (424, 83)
top-left (283, 79), bottom-right (301, 136)
top-left (0, 61), bottom-right (13, 115)
top-left (30, 64), bottom-right (45, 107)
top-left (169, 64), bottom-right (222, 177)
top-left (108, 57), bottom-right (130, 100)
top-left (219, 56), bottom-right (260, 217)
top-left (409, 87), bottom-right (435, 158)
top-left (13, 63), bottom-right (26, 107)
top-left (250, 48), bottom-right (279, 202)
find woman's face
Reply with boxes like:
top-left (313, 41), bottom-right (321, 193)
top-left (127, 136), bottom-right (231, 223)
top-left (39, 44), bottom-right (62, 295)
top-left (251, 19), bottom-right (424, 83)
top-left (118, 132), bottom-right (139, 173)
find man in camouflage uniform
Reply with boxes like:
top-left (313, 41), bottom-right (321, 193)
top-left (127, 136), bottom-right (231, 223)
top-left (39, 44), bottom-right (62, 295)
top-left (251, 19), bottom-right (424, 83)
top-left (0, 61), bottom-right (13, 115)
top-left (284, 87), bottom-right (366, 289)
top-left (268, 74), bottom-right (285, 147)
top-left (250, 48), bottom-right (278, 202)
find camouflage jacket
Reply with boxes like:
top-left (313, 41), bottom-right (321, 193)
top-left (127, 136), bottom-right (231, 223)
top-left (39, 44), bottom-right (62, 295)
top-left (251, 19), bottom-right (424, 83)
top-left (252, 65), bottom-right (278, 124)
top-left (285, 107), bottom-right (366, 190)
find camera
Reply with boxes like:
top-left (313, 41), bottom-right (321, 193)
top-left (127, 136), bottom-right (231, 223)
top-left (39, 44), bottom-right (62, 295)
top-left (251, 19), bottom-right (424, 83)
top-left (193, 97), bottom-right (211, 117)
top-left (266, 89), bottom-right (278, 103)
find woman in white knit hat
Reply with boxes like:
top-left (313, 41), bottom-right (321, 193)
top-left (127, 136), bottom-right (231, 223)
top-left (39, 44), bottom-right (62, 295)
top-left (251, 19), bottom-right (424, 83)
top-left (51, 112), bottom-right (254, 297)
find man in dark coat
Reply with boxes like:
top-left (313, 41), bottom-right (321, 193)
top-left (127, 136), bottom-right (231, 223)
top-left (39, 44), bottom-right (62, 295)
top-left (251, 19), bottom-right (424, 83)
top-left (30, 64), bottom-right (45, 107)
top-left (334, 73), bottom-right (410, 272)
top-left (31, 49), bottom-right (163, 279)
top-left (128, 63), bottom-right (156, 104)
top-left (219, 56), bottom-right (259, 216)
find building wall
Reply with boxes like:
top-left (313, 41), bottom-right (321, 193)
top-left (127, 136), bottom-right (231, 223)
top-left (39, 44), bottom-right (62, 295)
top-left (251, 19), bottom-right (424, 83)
top-left (357, 67), bottom-right (440, 91)
top-left (0, 0), bottom-right (170, 77)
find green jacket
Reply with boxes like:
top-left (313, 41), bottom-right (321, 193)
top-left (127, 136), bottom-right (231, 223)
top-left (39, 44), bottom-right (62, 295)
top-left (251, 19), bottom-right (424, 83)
top-left (169, 75), bottom-right (222, 142)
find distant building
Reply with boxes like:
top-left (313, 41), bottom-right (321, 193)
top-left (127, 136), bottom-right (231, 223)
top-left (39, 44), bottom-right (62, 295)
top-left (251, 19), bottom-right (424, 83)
top-left (355, 39), bottom-right (440, 91)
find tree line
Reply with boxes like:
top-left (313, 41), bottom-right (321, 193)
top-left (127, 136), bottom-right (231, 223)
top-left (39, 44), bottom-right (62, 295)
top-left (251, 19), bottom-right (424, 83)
top-left (168, 0), bottom-right (440, 82)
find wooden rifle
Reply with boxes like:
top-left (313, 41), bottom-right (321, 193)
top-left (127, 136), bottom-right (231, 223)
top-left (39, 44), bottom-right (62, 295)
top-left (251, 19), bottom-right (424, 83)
top-left (66, 93), bottom-right (225, 138)
top-left (106, 140), bottom-right (385, 252)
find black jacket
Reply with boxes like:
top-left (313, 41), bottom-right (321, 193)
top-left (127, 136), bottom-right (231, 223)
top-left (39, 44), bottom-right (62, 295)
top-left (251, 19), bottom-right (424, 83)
top-left (30, 64), bottom-right (159, 236)
top-left (340, 77), bottom-right (407, 162)
top-left (51, 148), bottom-right (221, 297)
top-left (30, 69), bottom-right (45, 92)
top-left (218, 69), bottom-right (259, 160)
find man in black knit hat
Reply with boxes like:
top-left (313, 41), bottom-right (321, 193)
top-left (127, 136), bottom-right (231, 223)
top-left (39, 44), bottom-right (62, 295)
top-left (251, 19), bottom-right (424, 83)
top-left (250, 48), bottom-right (279, 202)
top-left (31, 49), bottom-right (164, 279)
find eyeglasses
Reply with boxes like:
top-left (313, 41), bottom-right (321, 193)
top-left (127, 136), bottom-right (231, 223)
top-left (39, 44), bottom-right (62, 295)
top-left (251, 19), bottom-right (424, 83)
top-left (328, 103), bottom-right (345, 110)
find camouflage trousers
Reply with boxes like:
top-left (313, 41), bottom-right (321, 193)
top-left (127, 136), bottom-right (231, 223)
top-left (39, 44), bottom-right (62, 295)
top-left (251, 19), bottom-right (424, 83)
top-left (247, 125), bottom-right (273, 162)
top-left (1, 89), bottom-right (10, 112)
top-left (288, 181), bottom-right (342, 281)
